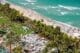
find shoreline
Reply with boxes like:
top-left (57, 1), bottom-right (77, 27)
top-left (7, 2), bottom-right (80, 38)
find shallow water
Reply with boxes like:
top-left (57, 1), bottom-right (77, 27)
top-left (7, 0), bottom-right (80, 28)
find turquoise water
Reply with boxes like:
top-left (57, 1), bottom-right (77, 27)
top-left (7, 0), bottom-right (80, 28)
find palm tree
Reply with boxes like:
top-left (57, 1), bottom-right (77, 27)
top-left (5, 30), bottom-right (20, 53)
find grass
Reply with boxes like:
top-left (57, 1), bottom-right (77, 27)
top-left (0, 16), bottom-right (9, 24)
top-left (0, 16), bottom-right (32, 35)
top-left (11, 23), bottom-right (32, 35)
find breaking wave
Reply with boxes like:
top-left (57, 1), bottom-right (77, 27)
top-left (35, 5), bottom-right (80, 15)
top-left (20, 2), bottom-right (29, 5)
top-left (25, 0), bottom-right (37, 2)
top-left (58, 5), bottom-right (80, 10)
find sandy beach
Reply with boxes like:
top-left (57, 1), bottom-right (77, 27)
top-left (9, 3), bottom-right (80, 38)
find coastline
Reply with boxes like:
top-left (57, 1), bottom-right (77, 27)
top-left (7, 2), bottom-right (80, 38)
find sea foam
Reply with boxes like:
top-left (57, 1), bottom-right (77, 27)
top-left (58, 5), bottom-right (80, 10)
top-left (25, 0), bottom-right (36, 2)
top-left (20, 3), bottom-right (28, 5)
top-left (60, 12), bottom-right (68, 15)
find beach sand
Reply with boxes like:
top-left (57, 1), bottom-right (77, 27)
top-left (9, 3), bottom-right (80, 38)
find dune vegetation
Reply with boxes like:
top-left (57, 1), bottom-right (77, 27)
top-left (0, 3), bottom-right (80, 53)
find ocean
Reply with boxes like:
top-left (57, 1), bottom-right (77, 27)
top-left (7, 0), bottom-right (80, 28)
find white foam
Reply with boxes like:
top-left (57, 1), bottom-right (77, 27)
top-left (58, 5), bottom-right (65, 7)
top-left (20, 3), bottom-right (28, 5)
top-left (31, 3), bottom-right (35, 5)
top-left (51, 6), bottom-right (57, 8)
top-left (35, 5), bottom-right (80, 16)
top-left (76, 13), bottom-right (80, 15)
top-left (44, 5), bottom-right (80, 11)
top-left (25, 0), bottom-right (36, 2)
top-left (36, 6), bottom-right (48, 10)
top-left (46, 5), bottom-right (80, 11)
top-left (60, 12), bottom-right (68, 15)
top-left (58, 5), bottom-right (80, 10)
top-left (36, 5), bottom-right (59, 11)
